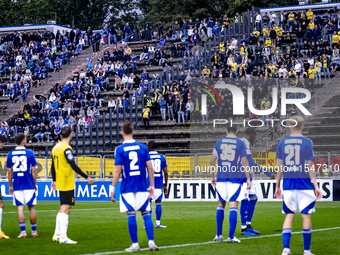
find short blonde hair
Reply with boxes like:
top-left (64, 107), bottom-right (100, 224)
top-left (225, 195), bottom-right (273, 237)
top-left (288, 115), bottom-right (304, 130)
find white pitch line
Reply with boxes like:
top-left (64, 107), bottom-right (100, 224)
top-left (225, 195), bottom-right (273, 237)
top-left (79, 227), bottom-right (340, 255)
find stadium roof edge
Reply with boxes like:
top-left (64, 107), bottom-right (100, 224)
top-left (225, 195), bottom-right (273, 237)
top-left (0, 24), bottom-right (85, 34)
top-left (260, 1), bottom-right (340, 13)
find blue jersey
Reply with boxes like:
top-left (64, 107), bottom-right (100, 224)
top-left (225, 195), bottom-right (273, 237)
top-left (276, 134), bottom-right (315, 190)
top-left (241, 138), bottom-right (272, 177)
top-left (6, 147), bottom-right (37, 191)
top-left (149, 151), bottom-right (167, 189)
top-left (213, 135), bottom-right (247, 183)
top-left (115, 140), bottom-right (151, 194)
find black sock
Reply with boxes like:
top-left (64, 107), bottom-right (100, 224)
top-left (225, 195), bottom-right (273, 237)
top-left (247, 224), bottom-right (251, 229)
top-left (241, 227), bottom-right (247, 233)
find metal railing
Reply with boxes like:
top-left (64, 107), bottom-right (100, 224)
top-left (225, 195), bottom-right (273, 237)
top-left (1, 151), bottom-right (339, 180)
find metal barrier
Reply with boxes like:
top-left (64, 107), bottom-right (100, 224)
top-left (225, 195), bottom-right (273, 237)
top-left (1, 151), bottom-right (340, 181)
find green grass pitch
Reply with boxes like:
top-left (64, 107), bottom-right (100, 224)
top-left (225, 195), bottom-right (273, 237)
top-left (1, 201), bottom-right (340, 254)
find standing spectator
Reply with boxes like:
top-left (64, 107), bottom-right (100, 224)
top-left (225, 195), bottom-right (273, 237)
top-left (157, 21), bottom-right (164, 38)
top-left (143, 104), bottom-right (150, 129)
top-left (124, 23), bottom-right (131, 42)
top-left (177, 98), bottom-right (185, 123)
top-left (159, 96), bottom-right (167, 121)
top-left (172, 21), bottom-right (180, 39)
top-left (255, 12), bottom-right (262, 31)
top-left (167, 95), bottom-right (175, 121)
top-left (207, 17), bottom-right (214, 38)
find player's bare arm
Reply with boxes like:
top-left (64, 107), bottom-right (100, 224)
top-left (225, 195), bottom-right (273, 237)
top-left (307, 160), bottom-right (322, 200)
top-left (163, 166), bottom-right (168, 195)
top-left (110, 165), bottom-right (122, 202)
top-left (146, 160), bottom-right (155, 198)
top-left (274, 158), bottom-right (284, 199)
top-left (7, 167), bottom-right (13, 195)
top-left (50, 159), bottom-right (57, 191)
top-left (241, 156), bottom-right (251, 189)
top-left (32, 166), bottom-right (37, 191)
top-left (210, 154), bottom-right (217, 188)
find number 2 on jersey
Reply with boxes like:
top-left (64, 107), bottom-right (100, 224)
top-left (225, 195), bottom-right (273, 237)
top-left (129, 151), bottom-right (140, 176)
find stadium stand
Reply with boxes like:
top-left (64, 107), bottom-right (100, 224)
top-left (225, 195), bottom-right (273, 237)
top-left (1, 3), bottom-right (340, 158)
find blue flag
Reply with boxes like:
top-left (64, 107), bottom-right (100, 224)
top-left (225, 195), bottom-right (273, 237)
top-left (87, 57), bottom-right (92, 63)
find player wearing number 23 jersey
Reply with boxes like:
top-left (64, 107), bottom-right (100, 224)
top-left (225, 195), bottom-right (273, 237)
top-left (7, 133), bottom-right (38, 238)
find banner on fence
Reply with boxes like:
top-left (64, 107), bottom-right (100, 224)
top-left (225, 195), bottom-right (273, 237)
top-left (0, 179), bottom-right (337, 202)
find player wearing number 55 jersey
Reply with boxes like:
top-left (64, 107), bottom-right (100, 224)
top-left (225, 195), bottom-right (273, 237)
top-left (147, 141), bottom-right (168, 228)
top-left (210, 125), bottom-right (251, 243)
top-left (274, 116), bottom-right (322, 255)
top-left (7, 133), bottom-right (38, 239)
top-left (110, 123), bottom-right (159, 252)
top-left (51, 127), bottom-right (94, 244)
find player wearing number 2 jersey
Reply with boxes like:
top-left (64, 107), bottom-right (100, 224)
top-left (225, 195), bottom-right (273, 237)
top-left (147, 141), bottom-right (168, 228)
top-left (274, 116), bottom-right (322, 255)
top-left (110, 123), bottom-right (159, 252)
top-left (7, 133), bottom-right (38, 239)
top-left (210, 125), bottom-right (251, 243)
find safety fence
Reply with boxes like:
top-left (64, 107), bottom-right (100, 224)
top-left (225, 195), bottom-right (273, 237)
top-left (0, 152), bottom-right (339, 180)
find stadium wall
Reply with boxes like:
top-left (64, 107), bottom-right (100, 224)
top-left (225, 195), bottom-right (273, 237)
top-left (0, 179), bottom-right (339, 202)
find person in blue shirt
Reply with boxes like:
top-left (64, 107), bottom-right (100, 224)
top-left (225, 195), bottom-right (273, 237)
top-left (124, 23), bottom-right (131, 42)
top-left (213, 22), bottom-right (221, 35)
top-left (110, 123), bottom-right (159, 252)
top-left (239, 127), bottom-right (275, 236)
top-left (7, 133), bottom-right (38, 238)
top-left (274, 116), bottom-right (322, 255)
top-left (210, 124), bottom-right (250, 243)
top-left (147, 141), bottom-right (168, 228)
top-left (207, 17), bottom-right (214, 38)
top-left (159, 37), bottom-right (166, 47)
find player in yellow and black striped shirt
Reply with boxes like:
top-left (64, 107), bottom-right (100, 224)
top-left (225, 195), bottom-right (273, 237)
top-left (51, 126), bottom-right (94, 244)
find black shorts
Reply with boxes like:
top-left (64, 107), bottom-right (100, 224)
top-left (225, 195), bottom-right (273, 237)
top-left (59, 190), bottom-right (75, 206)
top-left (0, 190), bottom-right (2, 200)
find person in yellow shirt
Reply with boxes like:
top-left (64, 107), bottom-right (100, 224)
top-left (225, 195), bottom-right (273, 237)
top-left (230, 59), bottom-right (238, 72)
top-left (306, 9), bottom-right (313, 20)
top-left (202, 65), bottom-right (210, 78)
top-left (51, 126), bottom-right (94, 244)
top-left (315, 59), bottom-right (322, 83)
top-left (219, 42), bottom-right (225, 53)
top-left (288, 12), bottom-right (295, 31)
top-left (143, 104), bottom-right (151, 129)
top-left (331, 31), bottom-right (339, 48)
top-left (308, 65), bottom-right (316, 91)
top-left (277, 26), bottom-right (283, 36)
top-left (265, 38), bottom-right (272, 50)
top-left (253, 28), bottom-right (260, 37)
top-left (309, 20), bottom-right (315, 30)
top-left (261, 97), bottom-right (271, 126)
top-left (262, 24), bottom-right (269, 42)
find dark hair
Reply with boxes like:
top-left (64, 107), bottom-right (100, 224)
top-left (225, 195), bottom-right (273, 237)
top-left (147, 140), bottom-right (156, 150)
top-left (122, 122), bottom-right (134, 135)
top-left (61, 126), bottom-right (72, 138)
top-left (226, 124), bottom-right (237, 134)
top-left (245, 127), bottom-right (256, 135)
top-left (0, 135), bottom-right (6, 143)
top-left (15, 133), bottom-right (26, 145)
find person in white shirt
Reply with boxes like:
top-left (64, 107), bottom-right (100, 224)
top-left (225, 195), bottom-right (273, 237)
top-left (108, 98), bottom-right (116, 111)
top-left (78, 36), bottom-right (85, 50)
top-left (127, 73), bottom-right (134, 90)
top-left (121, 74), bottom-right (129, 89)
top-left (255, 12), bottom-right (262, 31)
top-left (307, 57), bottom-right (314, 66)
top-left (185, 98), bottom-right (192, 122)
top-left (294, 62), bottom-right (302, 75)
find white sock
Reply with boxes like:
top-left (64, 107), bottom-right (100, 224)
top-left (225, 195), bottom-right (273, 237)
top-left (156, 220), bottom-right (160, 225)
top-left (54, 213), bottom-right (60, 235)
top-left (0, 208), bottom-right (3, 232)
top-left (59, 213), bottom-right (69, 238)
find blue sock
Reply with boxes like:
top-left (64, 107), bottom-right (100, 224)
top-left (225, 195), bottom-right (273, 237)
top-left (155, 203), bottom-right (162, 222)
top-left (127, 213), bottom-right (138, 244)
top-left (282, 228), bottom-right (292, 249)
top-left (240, 199), bottom-right (248, 230)
top-left (31, 223), bottom-right (37, 231)
top-left (216, 206), bottom-right (225, 236)
top-left (247, 195), bottom-right (257, 226)
top-left (302, 229), bottom-right (312, 251)
top-left (149, 200), bottom-right (152, 215)
top-left (228, 208), bottom-right (238, 239)
top-left (142, 212), bottom-right (154, 241)
top-left (19, 222), bottom-right (26, 232)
